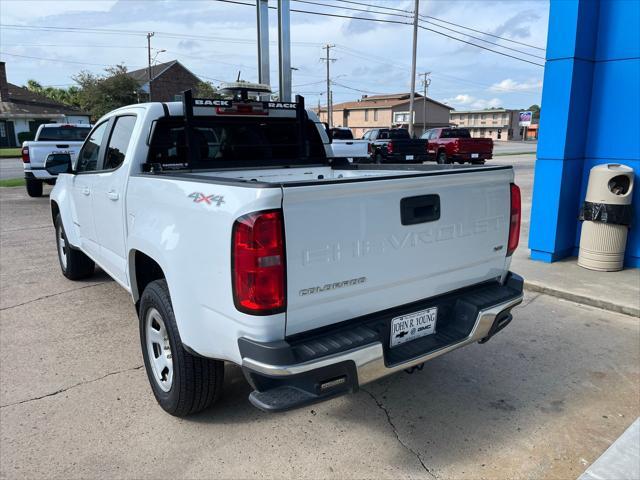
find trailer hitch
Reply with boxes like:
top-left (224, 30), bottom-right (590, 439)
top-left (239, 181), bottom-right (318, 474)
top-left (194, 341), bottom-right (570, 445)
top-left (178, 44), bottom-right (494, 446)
top-left (404, 363), bottom-right (424, 374)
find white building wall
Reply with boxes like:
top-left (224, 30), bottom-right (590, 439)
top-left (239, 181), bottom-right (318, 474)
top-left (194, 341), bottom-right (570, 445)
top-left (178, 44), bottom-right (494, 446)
top-left (13, 119), bottom-right (30, 142)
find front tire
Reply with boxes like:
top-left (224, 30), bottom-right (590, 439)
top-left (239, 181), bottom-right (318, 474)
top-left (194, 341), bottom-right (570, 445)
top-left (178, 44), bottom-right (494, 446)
top-left (26, 179), bottom-right (43, 197)
top-left (55, 215), bottom-right (95, 280)
top-left (139, 279), bottom-right (224, 417)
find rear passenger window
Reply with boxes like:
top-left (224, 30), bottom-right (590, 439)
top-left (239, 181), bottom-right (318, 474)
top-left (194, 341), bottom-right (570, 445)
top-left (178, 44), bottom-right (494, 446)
top-left (76, 122), bottom-right (109, 173)
top-left (104, 116), bottom-right (136, 170)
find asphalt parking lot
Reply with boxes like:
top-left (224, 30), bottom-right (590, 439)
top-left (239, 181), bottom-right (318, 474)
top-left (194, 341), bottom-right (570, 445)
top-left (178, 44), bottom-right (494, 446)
top-left (1, 155), bottom-right (638, 479)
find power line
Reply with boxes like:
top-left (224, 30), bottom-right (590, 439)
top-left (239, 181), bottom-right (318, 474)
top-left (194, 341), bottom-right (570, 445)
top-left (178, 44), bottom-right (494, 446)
top-left (0, 23), bottom-right (323, 47)
top-left (417, 25), bottom-right (544, 67)
top-left (419, 13), bottom-right (546, 51)
top-left (211, 0), bottom-right (544, 67)
top-left (332, 45), bottom-right (542, 95)
top-left (330, 81), bottom-right (386, 95)
top-left (0, 51), bottom-right (142, 68)
top-left (333, 0), bottom-right (546, 50)
top-left (291, 0), bottom-right (544, 59)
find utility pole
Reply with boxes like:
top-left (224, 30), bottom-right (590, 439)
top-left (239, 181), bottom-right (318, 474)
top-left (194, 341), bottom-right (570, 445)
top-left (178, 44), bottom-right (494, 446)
top-left (321, 44), bottom-right (336, 128)
top-left (419, 72), bottom-right (431, 136)
top-left (147, 32), bottom-right (154, 101)
top-left (408, 0), bottom-right (419, 137)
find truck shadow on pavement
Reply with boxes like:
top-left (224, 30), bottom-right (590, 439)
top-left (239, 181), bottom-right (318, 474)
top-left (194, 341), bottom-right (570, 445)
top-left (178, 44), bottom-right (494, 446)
top-left (184, 295), bottom-right (639, 478)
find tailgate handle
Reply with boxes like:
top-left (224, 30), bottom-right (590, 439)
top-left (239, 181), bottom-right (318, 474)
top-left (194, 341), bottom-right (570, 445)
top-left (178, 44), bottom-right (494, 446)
top-left (401, 194), bottom-right (440, 225)
top-left (56, 144), bottom-right (70, 149)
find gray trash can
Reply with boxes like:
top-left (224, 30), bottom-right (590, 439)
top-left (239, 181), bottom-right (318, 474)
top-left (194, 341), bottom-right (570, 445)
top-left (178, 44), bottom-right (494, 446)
top-left (578, 164), bottom-right (634, 271)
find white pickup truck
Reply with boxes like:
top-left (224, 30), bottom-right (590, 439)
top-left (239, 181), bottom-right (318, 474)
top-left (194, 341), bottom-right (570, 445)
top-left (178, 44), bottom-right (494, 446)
top-left (327, 127), bottom-right (370, 162)
top-left (22, 123), bottom-right (91, 197)
top-left (48, 90), bottom-right (523, 417)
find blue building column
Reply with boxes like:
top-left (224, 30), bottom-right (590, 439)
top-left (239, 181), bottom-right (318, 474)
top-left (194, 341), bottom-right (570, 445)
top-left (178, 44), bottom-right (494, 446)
top-left (530, 0), bottom-right (640, 267)
top-left (529, 0), bottom-right (599, 262)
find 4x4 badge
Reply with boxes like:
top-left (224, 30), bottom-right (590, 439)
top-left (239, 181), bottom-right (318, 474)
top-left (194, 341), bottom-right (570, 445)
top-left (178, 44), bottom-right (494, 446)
top-left (188, 192), bottom-right (225, 206)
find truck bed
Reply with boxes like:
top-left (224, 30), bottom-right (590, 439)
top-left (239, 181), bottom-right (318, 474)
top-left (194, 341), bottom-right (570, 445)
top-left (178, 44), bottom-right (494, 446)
top-left (147, 163), bottom-right (510, 186)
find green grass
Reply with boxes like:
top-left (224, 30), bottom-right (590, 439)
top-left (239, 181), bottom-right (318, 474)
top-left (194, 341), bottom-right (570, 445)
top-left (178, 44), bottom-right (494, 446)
top-left (0, 178), bottom-right (25, 187)
top-left (0, 148), bottom-right (21, 158)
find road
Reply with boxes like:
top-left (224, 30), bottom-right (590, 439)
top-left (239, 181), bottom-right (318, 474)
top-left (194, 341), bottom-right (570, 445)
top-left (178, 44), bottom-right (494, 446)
top-left (1, 156), bottom-right (638, 479)
top-left (0, 158), bottom-right (23, 180)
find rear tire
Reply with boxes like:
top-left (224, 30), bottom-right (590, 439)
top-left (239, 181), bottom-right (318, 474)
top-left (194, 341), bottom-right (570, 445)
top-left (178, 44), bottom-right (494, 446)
top-left (55, 215), bottom-right (95, 280)
top-left (437, 151), bottom-right (449, 165)
top-left (139, 279), bottom-right (224, 417)
top-left (26, 179), bottom-right (43, 197)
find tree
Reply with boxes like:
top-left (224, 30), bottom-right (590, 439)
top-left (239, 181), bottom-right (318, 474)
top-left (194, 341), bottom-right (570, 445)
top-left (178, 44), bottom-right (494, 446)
top-left (193, 81), bottom-right (223, 98)
top-left (24, 80), bottom-right (81, 108)
top-left (73, 65), bottom-right (140, 119)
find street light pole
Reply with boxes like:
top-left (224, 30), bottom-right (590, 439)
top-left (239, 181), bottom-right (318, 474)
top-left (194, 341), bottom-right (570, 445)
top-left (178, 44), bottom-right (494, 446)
top-left (147, 32), bottom-right (154, 101)
top-left (407, 0), bottom-right (419, 137)
top-left (420, 72), bottom-right (431, 136)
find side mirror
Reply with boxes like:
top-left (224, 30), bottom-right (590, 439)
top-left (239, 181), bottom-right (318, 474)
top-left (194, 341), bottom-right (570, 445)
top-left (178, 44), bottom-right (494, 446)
top-left (45, 153), bottom-right (72, 175)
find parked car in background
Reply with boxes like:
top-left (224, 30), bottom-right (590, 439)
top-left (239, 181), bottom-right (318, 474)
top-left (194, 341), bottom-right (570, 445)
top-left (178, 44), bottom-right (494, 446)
top-left (22, 123), bottom-right (92, 197)
top-left (48, 90), bottom-right (523, 417)
top-left (327, 127), bottom-right (369, 163)
top-left (364, 128), bottom-right (428, 163)
top-left (421, 127), bottom-right (493, 164)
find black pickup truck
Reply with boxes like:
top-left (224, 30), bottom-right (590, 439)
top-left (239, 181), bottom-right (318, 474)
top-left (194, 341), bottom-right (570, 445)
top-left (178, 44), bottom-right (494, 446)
top-left (363, 128), bottom-right (428, 164)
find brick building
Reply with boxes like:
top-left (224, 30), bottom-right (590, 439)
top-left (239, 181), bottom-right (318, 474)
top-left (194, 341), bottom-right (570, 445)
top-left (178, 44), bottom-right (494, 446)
top-left (449, 109), bottom-right (524, 141)
top-left (127, 60), bottom-right (202, 102)
top-left (318, 93), bottom-right (452, 138)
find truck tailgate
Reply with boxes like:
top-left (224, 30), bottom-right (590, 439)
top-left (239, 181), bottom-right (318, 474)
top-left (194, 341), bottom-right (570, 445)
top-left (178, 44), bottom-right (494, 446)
top-left (393, 140), bottom-right (428, 155)
top-left (457, 138), bottom-right (493, 154)
top-left (26, 142), bottom-right (83, 168)
top-left (282, 167), bottom-right (512, 335)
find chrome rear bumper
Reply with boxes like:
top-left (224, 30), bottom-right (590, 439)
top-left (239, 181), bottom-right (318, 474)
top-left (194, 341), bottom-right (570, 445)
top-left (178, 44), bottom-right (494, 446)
top-left (242, 294), bottom-right (523, 387)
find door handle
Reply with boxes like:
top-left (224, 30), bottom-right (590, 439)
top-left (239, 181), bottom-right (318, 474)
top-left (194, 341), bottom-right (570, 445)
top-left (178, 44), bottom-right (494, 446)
top-left (106, 190), bottom-right (119, 201)
top-left (82, 187), bottom-right (90, 196)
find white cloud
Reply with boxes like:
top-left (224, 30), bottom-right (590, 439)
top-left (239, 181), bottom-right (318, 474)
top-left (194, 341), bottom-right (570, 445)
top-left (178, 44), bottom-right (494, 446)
top-left (0, 0), bottom-right (549, 108)
top-left (445, 94), bottom-right (502, 110)
top-left (490, 78), bottom-right (543, 92)
top-left (0, 0), bottom-right (117, 22)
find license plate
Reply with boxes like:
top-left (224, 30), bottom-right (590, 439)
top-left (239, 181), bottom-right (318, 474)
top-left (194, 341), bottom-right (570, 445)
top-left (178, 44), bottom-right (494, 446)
top-left (471, 153), bottom-right (479, 158)
top-left (390, 307), bottom-right (437, 348)
top-left (406, 155), bottom-right (414, 160)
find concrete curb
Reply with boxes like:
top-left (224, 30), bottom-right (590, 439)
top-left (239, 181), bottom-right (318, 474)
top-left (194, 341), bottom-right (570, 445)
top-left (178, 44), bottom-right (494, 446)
top-left (494, 151), bottom-right (536, 157)
top-left (524, 280), bottom-right (640, 317)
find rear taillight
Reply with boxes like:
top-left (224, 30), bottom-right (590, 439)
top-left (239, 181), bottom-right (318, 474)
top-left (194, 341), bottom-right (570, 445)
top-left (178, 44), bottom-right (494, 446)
top-left (232, 210), bottom-right (286, 314)
top-left (507, 183), bottom-right (521, 256)
top-left (21, 147), bottom-right (30, 163)
top-left (387, 141), bottom-right (394, 154)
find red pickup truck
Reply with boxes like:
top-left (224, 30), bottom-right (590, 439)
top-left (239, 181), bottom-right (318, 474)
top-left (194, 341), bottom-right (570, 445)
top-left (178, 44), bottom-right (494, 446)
top-left (421, 128), bottom-right (493, 164)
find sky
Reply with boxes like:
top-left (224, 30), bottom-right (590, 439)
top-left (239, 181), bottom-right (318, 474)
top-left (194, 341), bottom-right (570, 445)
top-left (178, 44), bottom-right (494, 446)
top-left (0, 0), bottom-right (550, 110)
